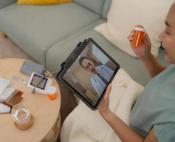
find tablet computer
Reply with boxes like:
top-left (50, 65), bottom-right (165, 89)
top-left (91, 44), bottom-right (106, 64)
top-left (57, 38), bottom-right (120, 110)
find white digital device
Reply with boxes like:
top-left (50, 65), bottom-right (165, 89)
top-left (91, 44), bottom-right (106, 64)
top-left (27, 72), bottom-right (52, 94)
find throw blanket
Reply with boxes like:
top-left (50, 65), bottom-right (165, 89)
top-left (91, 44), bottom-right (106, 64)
top-left (60, 69), bottom-right (144, 142)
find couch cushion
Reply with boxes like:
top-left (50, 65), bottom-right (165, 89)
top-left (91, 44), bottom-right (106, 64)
top-left (0, 0), bottom-right (15, 9)
top-left (74, 0), bottom-right (105, 16)
top-left (46, 20), bottom-right (169, 85)
top-left (0, 3), bottom-right (100, 64)
top-left (102, 0), bottom-right (111, 19)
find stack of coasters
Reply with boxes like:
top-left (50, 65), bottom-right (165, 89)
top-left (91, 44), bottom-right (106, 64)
top-left (0, 91), bottom-right (23, 114)
top-left (5, 91), bottom-right (23, 107)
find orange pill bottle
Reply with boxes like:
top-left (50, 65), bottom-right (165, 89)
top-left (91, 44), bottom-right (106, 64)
top-left (132, 26), bottom-right (145, 48)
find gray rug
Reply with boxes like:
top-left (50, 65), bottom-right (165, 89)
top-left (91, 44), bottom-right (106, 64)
top-left (0, 38), bottom-right (77, 142)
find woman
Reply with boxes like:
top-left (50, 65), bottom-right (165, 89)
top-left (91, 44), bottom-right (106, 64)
top-left (98, 3), bottom-right (175, 142)
top-left (79, 56), bottom-right (114, 95)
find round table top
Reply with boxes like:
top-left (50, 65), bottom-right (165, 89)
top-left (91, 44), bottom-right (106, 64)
top-left (0, 58), bottom-right (61, 142)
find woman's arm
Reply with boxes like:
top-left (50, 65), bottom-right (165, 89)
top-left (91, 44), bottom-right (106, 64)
top-left (103, 111), bottom-right (158, 142)
top-left (98, 86), bottom-right (159, 142)
top-left (140, 53), bottom-right (165, 78)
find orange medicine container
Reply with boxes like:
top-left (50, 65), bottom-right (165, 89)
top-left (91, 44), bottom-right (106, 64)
top-left (132, 26), bottom-right (145, 48)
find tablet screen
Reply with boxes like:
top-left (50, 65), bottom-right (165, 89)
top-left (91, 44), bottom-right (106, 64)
top-left (61, 39), bottom-right (119, 108)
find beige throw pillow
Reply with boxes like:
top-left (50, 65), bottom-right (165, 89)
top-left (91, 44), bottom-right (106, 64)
top-left (95, 0), bottom-right (174, 57)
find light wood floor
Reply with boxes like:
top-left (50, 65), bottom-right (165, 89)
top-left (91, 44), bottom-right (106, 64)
top-left (0, 38), bottom-right (32, 59)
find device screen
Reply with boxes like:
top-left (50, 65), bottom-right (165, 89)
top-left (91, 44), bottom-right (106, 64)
top-left (62, 39), bottom-right (119, 107)
top-left (30, 74), bottom-right (48, 90)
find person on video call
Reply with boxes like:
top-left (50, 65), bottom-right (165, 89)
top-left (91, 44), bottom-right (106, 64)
top-left (79, 56), bottom-right (114, 96)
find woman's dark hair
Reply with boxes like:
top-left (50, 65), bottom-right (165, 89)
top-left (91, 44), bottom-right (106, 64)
top-left (79, 56), bottom-right (92, 69)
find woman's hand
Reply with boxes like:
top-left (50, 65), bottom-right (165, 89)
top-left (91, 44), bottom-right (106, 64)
top-left (98, 84), bottom-right (112, 118)
top-left (128, 29), bottom-right (152, 61)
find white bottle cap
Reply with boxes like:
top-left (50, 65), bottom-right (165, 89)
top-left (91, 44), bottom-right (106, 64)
top-left (46, 86), bottom-right (57, 95)
top-left (134, 26), bottom-right (145, 32)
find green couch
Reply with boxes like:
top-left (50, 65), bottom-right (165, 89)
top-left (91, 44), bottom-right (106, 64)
top-left (0, 0), bottom-right (167, 85)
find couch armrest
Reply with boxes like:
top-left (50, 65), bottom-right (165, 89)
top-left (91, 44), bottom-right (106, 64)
top-left (0, 0), bottom-right (15, 9)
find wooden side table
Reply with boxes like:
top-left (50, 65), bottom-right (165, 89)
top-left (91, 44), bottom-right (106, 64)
top-left (0, 58), bottom-right (61, 142)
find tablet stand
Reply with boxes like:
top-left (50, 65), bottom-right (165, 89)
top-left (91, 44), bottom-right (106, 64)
top-left (56, 62), bottom-right (66, 79)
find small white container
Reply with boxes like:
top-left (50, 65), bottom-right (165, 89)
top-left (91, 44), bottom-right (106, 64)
top-left (46, 86), bottom-right (57, 100)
